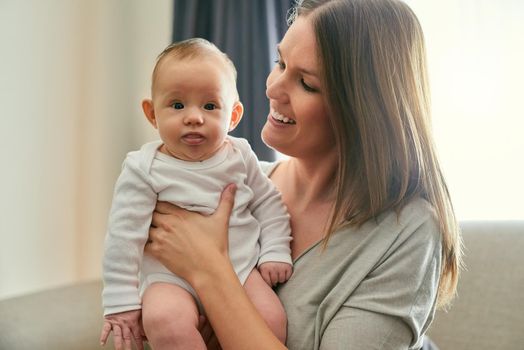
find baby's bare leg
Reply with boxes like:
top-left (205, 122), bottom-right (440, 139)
top-left (142, 282), bottom-right (205, 350)
top-left (244, 269), bottom-right (287, 344)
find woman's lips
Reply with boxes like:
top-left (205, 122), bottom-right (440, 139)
top-left (269, 108), bottom-right (296, 124)
top-left (267, 114), bottom-right (293, 128)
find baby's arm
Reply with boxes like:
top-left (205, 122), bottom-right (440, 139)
top-left (101, 154), bottom-right (157, 348)
top-left (237, 140), bottom-right (293, 279)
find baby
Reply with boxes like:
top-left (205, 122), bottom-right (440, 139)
top-left (99, 38), bottom-right (292, 350)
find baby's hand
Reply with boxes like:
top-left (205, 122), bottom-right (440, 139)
top-left (258, 261), bottom-right (293, 287)
top-left (100, 309), bottom-right (145, 350)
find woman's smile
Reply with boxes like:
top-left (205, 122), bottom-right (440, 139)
top-left (270, 109), bottom-right (296, 124)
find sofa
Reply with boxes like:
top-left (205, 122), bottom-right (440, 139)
top-left (427, 220), bottom-right (524, 349)
top-left (1, 220), bottom-right (523, 350)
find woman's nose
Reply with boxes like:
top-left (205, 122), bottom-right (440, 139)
top-left (266, 68), bottom-right (289, 103)
top-left (183, 109), bottom-right (204, 126)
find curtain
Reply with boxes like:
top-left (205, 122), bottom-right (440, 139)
top-left (172, 0), bottom-right (295, 161)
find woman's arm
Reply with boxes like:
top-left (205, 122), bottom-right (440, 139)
top-left (320, 306), bottom-right (412, 350)
top-left (144, 184), bottom-right (287, 350)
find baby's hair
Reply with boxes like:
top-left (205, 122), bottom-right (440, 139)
top-left (151, 38), bottom-right (238, 98)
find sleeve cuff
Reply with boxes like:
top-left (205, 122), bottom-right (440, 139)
top-left (257, 252), bottom-right (293, 267)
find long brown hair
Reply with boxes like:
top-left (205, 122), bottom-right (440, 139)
top-left (291, 0), bottom-right (463, 308)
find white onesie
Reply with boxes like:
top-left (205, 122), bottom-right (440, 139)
top-left (102, 136), bottom-right (292, 316)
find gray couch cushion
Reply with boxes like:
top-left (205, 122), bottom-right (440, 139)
top-left (429, 220), bottom-right (524, 350)
top-left (0, 280), bottom-right (112, 350)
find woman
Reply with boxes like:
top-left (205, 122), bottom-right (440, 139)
top-left (145, 0), bottom-right (463, 348)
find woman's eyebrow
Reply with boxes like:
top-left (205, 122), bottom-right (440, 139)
top-left (277, 45), bottom-right (318, 77)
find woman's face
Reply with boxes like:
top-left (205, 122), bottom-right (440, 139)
top-left (262, 15), bottom-right (336, 159)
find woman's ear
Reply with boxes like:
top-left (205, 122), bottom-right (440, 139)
top-left (142, 99), bottom-right (157, 128)
top-left (229, 102), bottom-right (244, 131)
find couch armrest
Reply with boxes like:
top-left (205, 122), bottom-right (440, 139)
top-left (0, 280), bottom-right (113, 350)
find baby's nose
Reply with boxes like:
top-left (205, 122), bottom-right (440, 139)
top-left (183, 110), bottom-right (204, 125)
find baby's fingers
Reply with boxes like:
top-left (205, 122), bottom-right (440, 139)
top-left (279, 265), bottom-right (293, 283)
top-left (112, 324), bottom-right (124, 350)
top-left (277, 269), bottom-right (288, 283)
top-left (100, 321), bottom-right (112, 345)
top-left (285, 266), bottom-right (293, 281)
top-left (131, 325), bottom-right (145, 350)
top-left (122, 326), bottom-right (133, 350)
top-left (260, 268), bottom-right (272, 286)
top-left (269, 270), bottom-right (279, 286)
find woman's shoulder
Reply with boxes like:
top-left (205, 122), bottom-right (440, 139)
top-left (391, 197), bottom-right (440, 243)
top-left (356, 197), bottom-right (442, 275)
top-left (332, 197), bottom-right (441, 257)
top-left (398, 197), bottom-right (437, 222)
top-left (355, 196), bottom-right (435, 232)
top-left (258, 160), bottom-right (281, 176)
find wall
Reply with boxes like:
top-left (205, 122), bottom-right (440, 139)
top-left (0, 0), bottom-right (171, 299)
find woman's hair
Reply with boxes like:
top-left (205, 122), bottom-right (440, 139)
top-left (290, 0), bottom-right (463, 308)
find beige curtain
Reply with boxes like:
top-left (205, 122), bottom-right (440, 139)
top-left (0, 0), bottom-right (171, 299)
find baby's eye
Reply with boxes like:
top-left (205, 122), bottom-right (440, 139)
top-left (172, 102), bottom-right (184, 109)
top-left (204, 103), bottom-right (216, 110)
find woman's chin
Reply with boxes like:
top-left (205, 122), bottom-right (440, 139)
top-left (261, 125), bottom-right (278, 150)
top-left (263, 121), bottom-right (302, 158)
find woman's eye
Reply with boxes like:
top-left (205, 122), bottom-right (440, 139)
top-left (274, 59), bottom-right (285, 70)
top-left (204, 103), bottom-right (216, 110)
top-left (301, 79), bottom-right (316, 93)
top-left (172, 102), bottom-right (184, 109)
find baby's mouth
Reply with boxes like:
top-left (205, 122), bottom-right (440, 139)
top-left (271, 109), bottom-right (296, 124)
top-left (182, 132), bottom-right (205, 145)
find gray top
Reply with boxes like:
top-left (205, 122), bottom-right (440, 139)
top-left (261, 162), bottom-right (442, 350)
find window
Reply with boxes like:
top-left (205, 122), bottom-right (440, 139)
top-left (406, 0), bottom-right (524, 219)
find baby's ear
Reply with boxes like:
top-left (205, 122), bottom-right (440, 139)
top-left (142, 99), bottom-right (157, 128)
top-left (229, 102), bottom-right (244, 132)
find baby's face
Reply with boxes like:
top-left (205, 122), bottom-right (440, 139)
top-left (151, 55), bottom-right (238, 161)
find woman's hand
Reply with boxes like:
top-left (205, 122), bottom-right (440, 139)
top-left (144, 184), bottom-right (237, 285)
